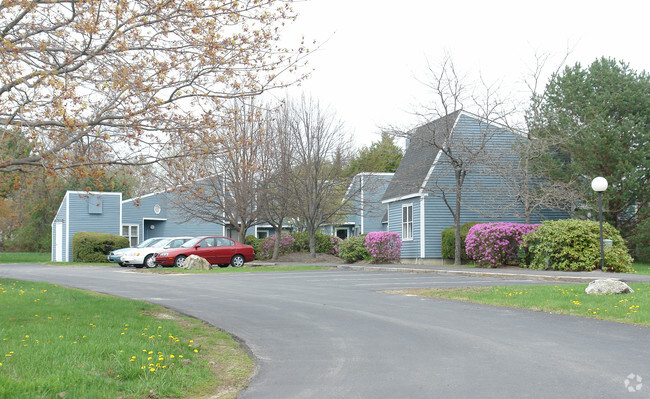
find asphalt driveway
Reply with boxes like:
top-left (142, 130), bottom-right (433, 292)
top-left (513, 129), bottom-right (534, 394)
top-left (1, 264), bottom-right (648, 398)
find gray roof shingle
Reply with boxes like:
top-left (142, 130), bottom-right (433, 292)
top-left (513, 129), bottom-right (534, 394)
top-left (382, 110), bottom-right (461, 202)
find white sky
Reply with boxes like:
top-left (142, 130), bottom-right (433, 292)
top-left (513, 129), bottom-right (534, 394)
top-left (279, 0), bottom-right (650, 147)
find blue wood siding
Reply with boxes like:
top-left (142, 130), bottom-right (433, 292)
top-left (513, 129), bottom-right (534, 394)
top-left (418, 114), bottom-right (568, 258)
top-left (361, 174), bottom-right (393, 233)
top-left (122, 191), bottom-right (227, 241)
top-left (54, 192), bottom-right (122, 262)
top-left (345, 173), bottom-right (393, 235)
top-left (388, 199), bottom-right (420, 258)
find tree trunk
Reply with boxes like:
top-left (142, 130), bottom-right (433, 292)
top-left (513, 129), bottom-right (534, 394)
top-left (454, 175), bottom-right (463, 266)
top-left (271, 220), bottom-right (283, 260)
top-left (454, 213), bottom-right (462, 265)
top-left (237, 227), bottom-right (247, 245)
top-left (309, 229), bottom-right (317, 258)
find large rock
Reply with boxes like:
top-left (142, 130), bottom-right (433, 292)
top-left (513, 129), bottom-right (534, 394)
top-left (585, 279), bottom-right (634, 295)
top-left (183, 255), bottom-right (212, 270)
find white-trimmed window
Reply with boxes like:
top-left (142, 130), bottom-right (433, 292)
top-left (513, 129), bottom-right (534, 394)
top-left (122, 224), bottom-right (139, 247)
top-left (402, 204), bottom-right (413, 240)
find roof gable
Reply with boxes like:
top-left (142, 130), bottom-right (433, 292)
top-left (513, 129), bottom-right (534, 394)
top-left (382, 110), bottom-right (461, 202)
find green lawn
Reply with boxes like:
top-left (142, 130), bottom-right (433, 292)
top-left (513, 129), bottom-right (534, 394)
top-left (0, 279), bottom-right (253, 398)
top-left (394, 283), bottom-right (650, 326)
top-left (0, 252), bottom-right (50, 263)
top-left (632, 263), bottom-right (650, 276)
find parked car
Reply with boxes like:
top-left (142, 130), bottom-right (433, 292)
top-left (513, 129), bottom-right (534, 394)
top-left (107, 237), bottom-right (166, 267)
top-left (153, 236), bottom-right (255, 268)
top-left (120, 237), bottom-right (193, 268)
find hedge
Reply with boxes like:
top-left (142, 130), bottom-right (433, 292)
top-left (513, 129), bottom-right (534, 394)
top-left (338, 235), bottom-right (369, 263)
top-left (441, 222), bottom-right (479, 261)
top-left (72, 232), bottom-right (129, 263)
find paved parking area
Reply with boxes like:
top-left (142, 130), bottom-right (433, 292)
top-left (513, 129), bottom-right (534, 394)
top-left (1, 264), bottom-right (648, 398)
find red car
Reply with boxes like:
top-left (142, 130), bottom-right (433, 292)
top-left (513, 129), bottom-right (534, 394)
top-left (153, 236), bottom-right (255, 268)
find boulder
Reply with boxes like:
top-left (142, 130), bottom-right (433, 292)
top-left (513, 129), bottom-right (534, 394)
top-left (183, 255), bottom-right (212, 270)
top-left (585, 279), bottom-right (634, 295)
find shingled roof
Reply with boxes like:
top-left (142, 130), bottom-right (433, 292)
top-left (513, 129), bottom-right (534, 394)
top-left (382, 110), bottom-right (461, 202)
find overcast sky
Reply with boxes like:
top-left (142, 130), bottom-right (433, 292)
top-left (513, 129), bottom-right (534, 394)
top-left (278, 0), bottom-right (650, 147)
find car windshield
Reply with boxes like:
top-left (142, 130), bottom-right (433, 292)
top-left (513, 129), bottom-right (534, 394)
top-left (135, 238), bottom-right (163, 248)
top-left (180, 237), bottom-right (203, 248)
top-left (149, 239), bottom-right (173, 248)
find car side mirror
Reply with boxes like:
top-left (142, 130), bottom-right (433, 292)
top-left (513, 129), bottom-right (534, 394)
top-left (194, 244), bottom-right (201, 249)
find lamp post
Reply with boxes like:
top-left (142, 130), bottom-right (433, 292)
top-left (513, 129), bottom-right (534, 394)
top-left (591, 177), bottom-right (608, 270)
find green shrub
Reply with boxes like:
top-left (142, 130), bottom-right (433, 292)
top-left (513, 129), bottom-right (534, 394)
top-left (290, 231), bottom-right (336, 253)
top-left (521, 219), bottom-right (633, 273)
top-left (244, 235), bottom-right (263, 259)
top-left (72, 232), bottom-right (129, 263)
top-left (291, 231), bottom-right (310, 252)
top-left (441, 222), bottom-right (479, 260)
top-left (338, 235), bottom-right (369, 263)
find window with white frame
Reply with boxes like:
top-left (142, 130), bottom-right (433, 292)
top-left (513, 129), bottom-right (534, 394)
top-left (122, 224), bottom-right (139, 247)
top-left (402, 204), bottom-right (413, 240)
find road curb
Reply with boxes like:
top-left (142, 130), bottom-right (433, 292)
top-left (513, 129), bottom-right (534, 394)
top-left (335, 264), bottom-right (633, 284)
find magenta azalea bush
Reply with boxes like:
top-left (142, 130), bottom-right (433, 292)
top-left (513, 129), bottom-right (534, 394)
top-left (365, 231), bottom-right (402, 263)
top-left (465, 223), bottom-right (539, 267)
top-left (259, 233), bottom-right (295, 260)
top-left (330, 235), bottom-right (343, 256)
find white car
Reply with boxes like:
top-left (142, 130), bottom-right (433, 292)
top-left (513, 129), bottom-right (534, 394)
top-left (120, 237), bottom-right (193, 268)
top-left (108, 237), bottom-right (166, 267)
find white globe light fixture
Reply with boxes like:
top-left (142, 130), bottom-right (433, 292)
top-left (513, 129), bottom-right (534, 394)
top-left (591, 176), bottom-right (608, 192)
top-left (591, 177), bottom-right (608, 270)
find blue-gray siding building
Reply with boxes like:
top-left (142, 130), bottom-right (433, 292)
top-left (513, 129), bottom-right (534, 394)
top-left (51, 191), bottom-right (123, 262)
top-left (382, 111), bottom-right (567, 263)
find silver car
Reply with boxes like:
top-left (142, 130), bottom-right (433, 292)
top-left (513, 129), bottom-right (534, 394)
top-left (120, 237), bottom-right (193, 268)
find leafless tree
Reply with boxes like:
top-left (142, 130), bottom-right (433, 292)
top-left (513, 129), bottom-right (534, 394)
top-left (257, 102), bottom-right (297, 259)
top-left (394, 55), bottom-right (514, 265)
top-left (164, 98), bottom-right (270, 244)
top-left (285, 96), bottom-right (354, 257)
top-left (482, 51), bottom-right (581, 223)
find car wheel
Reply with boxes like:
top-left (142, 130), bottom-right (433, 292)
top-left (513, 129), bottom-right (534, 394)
top-left (218, 264), bottom-right (229, 268)
top-left (174, 255), bottom-right (187, 268)
top-left (230, 254), bottom-right (245, 268)
top-left (119, 263), bottom-right (127, 267)
top-left (144, 255), bottom-right (156, 268)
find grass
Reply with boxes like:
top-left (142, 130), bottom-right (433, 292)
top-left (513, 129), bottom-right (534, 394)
top-left (0, 278), bottom-right (254, 398)
top-left (0, 252), bottom-right (50, 263)
top-left (394, 283), bottom-right (650, 326)
top-left (632, 263), bottom-right (650, 276)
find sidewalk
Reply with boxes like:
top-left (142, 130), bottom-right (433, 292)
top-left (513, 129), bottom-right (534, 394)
top-left (252, 260), bottom-right (650, 284)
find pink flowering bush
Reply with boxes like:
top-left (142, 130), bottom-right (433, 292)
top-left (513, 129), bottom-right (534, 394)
top-left (330, 236), bottom-right (343, 256)
top-left (258, 233), bottom-right (295, 260)
top-left (465, 223), bottom-right (539, 267)
top-left (365, 231), bottom-right (402, 263)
